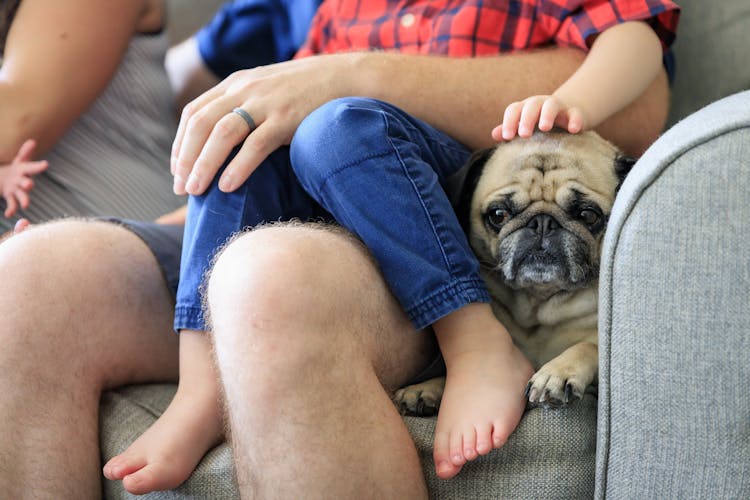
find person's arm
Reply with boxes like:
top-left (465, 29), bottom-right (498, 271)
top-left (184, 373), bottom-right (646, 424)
top-left (154, 203), bottom-right (188, 225)
top-left (170, 46), bottom-right (669, 196)
top-left (0, 0), bottom-right (153, 162)
top-left (165, 36), bottom-right (221, 115)
top-left (494, 21), bottom-right (664, 143)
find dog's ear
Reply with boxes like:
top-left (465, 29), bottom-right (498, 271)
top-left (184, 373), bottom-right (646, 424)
top-left (455, 147), bottom-right (495, 232)
top-left (614, 155), bottom-right (637, 193)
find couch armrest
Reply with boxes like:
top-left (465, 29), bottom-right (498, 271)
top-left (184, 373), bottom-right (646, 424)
top-left (596, 90), bottom-right (750, 498)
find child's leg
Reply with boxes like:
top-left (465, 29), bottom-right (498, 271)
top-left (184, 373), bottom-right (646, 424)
top-left (291, 97), bottom-right (532, 479)
top-left (173, 147), bottom-right (329, 337)
top-left (102, 330), bottom-right (222, 494)
top-left (431, 303), bottom-right (532, 479)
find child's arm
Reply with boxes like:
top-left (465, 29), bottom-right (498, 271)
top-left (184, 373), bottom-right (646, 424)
top-left (155, 204), bottom-right (188, 225)
top-left (493, 21), bottom-right (664, 141)
top-left (1, 139), bottom-right (48, 218)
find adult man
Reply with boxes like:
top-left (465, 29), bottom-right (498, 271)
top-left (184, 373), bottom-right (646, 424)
top-left (0, 0), bottom-right (678, 497)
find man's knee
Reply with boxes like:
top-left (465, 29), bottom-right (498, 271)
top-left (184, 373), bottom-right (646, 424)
top-left (209, 223), bottom-right (373, 320)
top-left (0, 219), bottom-right (165, 353)
top-left (1, 219), bottom-right (105, 289)
top-left (0, 219), bottom-right (145, 290)
top-left (207, 223), bottom-right (404, 404)
top-left (1, 219), bottom-right (178, 389)
top-left (0, 221), bottom-right (116, 372)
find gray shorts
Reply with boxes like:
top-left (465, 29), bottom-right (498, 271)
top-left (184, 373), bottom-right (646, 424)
top-left (102, 218), bottom-right (183, 298)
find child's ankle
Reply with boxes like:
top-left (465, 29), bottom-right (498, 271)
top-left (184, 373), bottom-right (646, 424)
top-left (434, 303), bottom-right (514, 357)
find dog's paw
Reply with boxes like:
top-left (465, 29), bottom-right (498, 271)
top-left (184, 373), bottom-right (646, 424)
top-left (525, 361), bottom-right (595, 408)
top-left (392, 377), bottom-right (445, 416)
top-left (525, 343), bottom-right (597, 407)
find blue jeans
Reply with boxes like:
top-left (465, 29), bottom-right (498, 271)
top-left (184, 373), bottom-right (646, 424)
top-left (174, 97), bottom-right (489, 332)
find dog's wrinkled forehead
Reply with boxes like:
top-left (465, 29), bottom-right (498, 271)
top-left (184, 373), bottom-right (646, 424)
top-left (475, 131), bottom-right (621, 208)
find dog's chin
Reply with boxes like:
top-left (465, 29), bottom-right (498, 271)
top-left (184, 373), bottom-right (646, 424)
top-left (498, 249), bottom-right (596, 296)
top-left (489, 229), bottom-right (600, 296)
top-left (508, 253), bottom-right (569, 291)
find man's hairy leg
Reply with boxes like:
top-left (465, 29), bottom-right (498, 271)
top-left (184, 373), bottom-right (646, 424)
top-left (0, 220), bottom-right (179, 498)
top-left (207, 224), bottom-right (436, 499)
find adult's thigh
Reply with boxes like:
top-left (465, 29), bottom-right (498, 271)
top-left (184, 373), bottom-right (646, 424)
top-left (207, 222), bottom-right (438, 391)
top-left (0, 219), bottom-right (179, 389)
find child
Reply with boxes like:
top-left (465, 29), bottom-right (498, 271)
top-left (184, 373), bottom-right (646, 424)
top-left (105, 0), bottom-right (680, 494)
top-left (494, 19), bottom-right (673, 148)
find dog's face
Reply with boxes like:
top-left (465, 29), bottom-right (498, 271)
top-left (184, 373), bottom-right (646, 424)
top-left (459, 131), bottom-right (633, 297)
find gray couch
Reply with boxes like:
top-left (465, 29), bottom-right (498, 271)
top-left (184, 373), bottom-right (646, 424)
top-left (102, 0), bottom-right (750, 497)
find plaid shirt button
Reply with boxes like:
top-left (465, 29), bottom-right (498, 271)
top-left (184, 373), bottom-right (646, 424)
top-left (401, 13), bottom-right (415, 27)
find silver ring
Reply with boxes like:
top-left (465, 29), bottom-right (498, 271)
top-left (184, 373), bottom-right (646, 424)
top-left (232, 107), bottom-right (256, 131)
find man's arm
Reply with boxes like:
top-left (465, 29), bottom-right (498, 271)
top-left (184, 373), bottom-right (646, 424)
top-left (172, 46), bottom-right (669, 195)
top-left (354, 48), bottom-right (668, 156)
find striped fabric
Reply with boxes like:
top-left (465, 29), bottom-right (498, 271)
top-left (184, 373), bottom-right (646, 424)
top-left (297, 0), bottom-right (680, 57)
top-left (0, 32), bottom-right (185, 231)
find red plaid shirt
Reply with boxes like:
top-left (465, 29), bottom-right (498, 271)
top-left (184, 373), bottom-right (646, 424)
top-left (296, 0), bottom-right (680, 58)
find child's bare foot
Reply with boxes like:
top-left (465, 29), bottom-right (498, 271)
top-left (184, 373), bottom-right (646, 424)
top-left (432, 304), bottom-right (533, 479)
top-left (102, 383), bottom-right (222, 494)
top-left (103, 331), bottom-right (222, 494)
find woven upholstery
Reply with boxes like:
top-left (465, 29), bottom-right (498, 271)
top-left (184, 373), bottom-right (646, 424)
top-left (101, 384), bottom-right (597, 499)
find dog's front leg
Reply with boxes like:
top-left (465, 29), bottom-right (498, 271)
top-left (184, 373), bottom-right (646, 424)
top-left (526, 342), bottom-right (598, 406)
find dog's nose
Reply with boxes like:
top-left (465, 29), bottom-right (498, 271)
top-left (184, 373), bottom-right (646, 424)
top-left (526, 214), bottom-right (560, 236)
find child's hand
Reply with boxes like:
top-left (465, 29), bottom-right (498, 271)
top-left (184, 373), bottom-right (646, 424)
top-left (1, 139), bottom-right (49, 218)
top-left (491, 95), bottom-right (586, 142)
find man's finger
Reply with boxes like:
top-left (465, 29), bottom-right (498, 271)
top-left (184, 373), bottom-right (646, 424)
top-left (174, 95), bottom-right (238, 195)
top-left (219, 121), bottom-right (282, 192)
top-left (172, 79), bottom-right (233, 175)
top-left (185, 111), bottom-right (255, 195)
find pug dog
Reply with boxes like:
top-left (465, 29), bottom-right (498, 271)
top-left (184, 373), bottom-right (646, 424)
top-left (394, 130), bottom-right (634, 413)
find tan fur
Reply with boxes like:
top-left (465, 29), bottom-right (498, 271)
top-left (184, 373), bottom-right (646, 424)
top-left (394, 131), bottom-right (624, 412)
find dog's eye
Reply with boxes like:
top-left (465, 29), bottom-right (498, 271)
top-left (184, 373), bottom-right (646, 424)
top-left (485, 207), bottom-right (511, 231)
top-left (578, 209), bottom-right (600, 226)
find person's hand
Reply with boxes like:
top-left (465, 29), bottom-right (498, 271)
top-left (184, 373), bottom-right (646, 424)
top-left (491, 95), bottom-right (586, 142)
top-left (14, 218), bottom-right (31, 234)
top-left (1, 139), bottom-right (49, 218)
top-left (154, 204), bottom-right (188, 225)
top-left (171, 54), bottom-right (351, 196)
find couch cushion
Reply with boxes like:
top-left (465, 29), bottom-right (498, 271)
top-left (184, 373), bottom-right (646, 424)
top-left (101, 384), bottom-right (597, 499)
top-left (667, 0), bottom-right (750, 125)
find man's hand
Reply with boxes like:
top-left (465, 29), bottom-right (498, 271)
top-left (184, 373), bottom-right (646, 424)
top-left (170, 54), bottom-right (353, 196)
top-left (491, 95), bottom-right (586, 142)
top-left (1, 139), bottom-right (48, 218)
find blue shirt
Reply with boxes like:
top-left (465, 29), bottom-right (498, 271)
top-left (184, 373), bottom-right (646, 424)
top-left (196, 0), bottom-right (321, 78)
